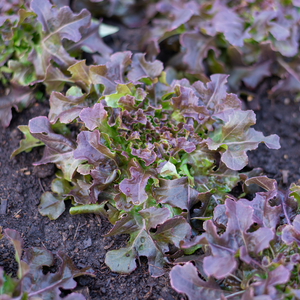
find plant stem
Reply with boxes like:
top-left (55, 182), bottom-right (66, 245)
top-left (229, 273), bottom-right (242, 282)
top-left (70, 204), bottom-right (105, 215)
top-left (216, 290), bottom-right (245, 300)
top-left (280, 192), bottom-right (291, 225)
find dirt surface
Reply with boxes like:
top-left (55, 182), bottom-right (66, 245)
top-left (0, 101), bottom-right (181, 300)
top-left (247, 81), bottom-right (300, 188)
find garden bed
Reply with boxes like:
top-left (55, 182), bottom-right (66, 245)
top-left (1, 79), bottom-right (299, 299)
top-left (2, 0), bottom-right (300, 299)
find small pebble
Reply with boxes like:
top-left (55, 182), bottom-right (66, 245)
top-left (274, 113), bottom-right (282, 121)
top-left (282, 170), bottom-right (289, 184)
top-left (33, 164), bottom-right (55, 178)
top-left (83, 237), bottom-right (92, 249)
top-left (16, 184), bottom-right (23, 193)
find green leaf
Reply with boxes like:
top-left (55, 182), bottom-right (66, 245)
top-left (99, 23), bottom-right (119, 37)
top-left (38, 191), bottom-right (65, 220)
top-left (105, 208), bottom-right (191, 277)
top-left (105, 84), bottom-right (133, 108)
top-left (51, 178), bottom-right (72, 195)
top-left (70, 203), bottom-right (106, 216)
top-left (289, 183), bottom-right (300, 207)
top-left (160, 161), bottom-right (180, 179)
top-left (11, 125), bottom-right (44, 158)
top-left (0, 272), bottom-right (19, 295)
top-left (8, 59), bottom-right (36, 85)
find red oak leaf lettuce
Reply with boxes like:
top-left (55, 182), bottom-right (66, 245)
top-left (13, 53), bottom-right (280, 286)
top-left (1, 227), bottom-right (93, 299)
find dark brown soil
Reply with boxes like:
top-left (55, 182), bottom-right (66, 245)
top-left (247, 82), bottom-right (300, 188)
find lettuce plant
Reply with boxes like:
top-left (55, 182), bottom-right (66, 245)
top-left (0, 0), bottom-right (112, 127)
top-left (72, 0), bottom-right (300, 93)
top-left (142, 0), bottom-right (300, 91)
top-left (2, 0), bottom-right (300, 128)
top-left (0, 227), bottom-right (93, 299)
top-left (170, 178), bottom-right (300, 299)
top-left (13, 53), bottom-right (280, 278)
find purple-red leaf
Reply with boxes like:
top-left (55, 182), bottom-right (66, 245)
top-left (239, 192), bottom-right (281, 229)
top-left (21, 248), bottom-right (93, 298)
top-left (282, 215), bottom-right (300, 247)
top-left (206, 110), bottom-right (280, 170)
top-left (131, 143), bottom-right (157, 166)
top-left (180, 32), bottom-right (218, 74)
top-left (29, 116), bottom-right (75, 152)
top-left (31, 0), bottom-right (90, 42)
top-left (202, 199), bottom-right (274, 278)
top-left (2, 227), bottom-right (92, 299)
top-left (90, 51), bottom-right (132, 95)
top-left (65, 19), bottom-right (112, 58)
top-left (73, 130), bottom-right (115, 165)
top-left (229, 60), bottom-right (272, 89)
top-left (127, 53), bottom-right (163, 82)
top-left (119, 159), bottom-right (153, 206)
top-left (170, 263), bottom-right (225, 300)
top-left (253, 265), bottom-right (290, 297)
top-left (192, 74), bottom-right (231, 111)
top-left (205, 4), bottom-right (250, 47)
top-left (152, 177), bottom-right (208, 211)
top-left (0, 84), bottom-right (34, 128)
top-left (79, 102), bottom-right (108, 131)
top-left (244, 176), bottom-right (277, 192)
top-left (49, 90), bottom-right (88, 124)
top-left (156, 1), bottom-right (193, 32)
top-left (5, 229), bottom-right (28, 279)
top-left (171, 85), bottom-right (209, 124)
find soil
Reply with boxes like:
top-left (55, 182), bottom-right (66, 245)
top-left (247, 80), bottom-right (300, 188)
